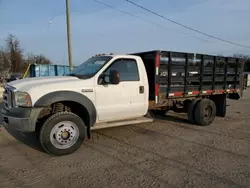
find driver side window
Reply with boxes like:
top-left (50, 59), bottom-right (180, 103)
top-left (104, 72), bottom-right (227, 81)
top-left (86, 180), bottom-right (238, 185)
top-left (103, 59), bottom-right (139, 83)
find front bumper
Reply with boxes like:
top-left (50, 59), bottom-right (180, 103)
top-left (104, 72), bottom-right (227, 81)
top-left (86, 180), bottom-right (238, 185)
top-left (1, 106), bottom-right (43, 132)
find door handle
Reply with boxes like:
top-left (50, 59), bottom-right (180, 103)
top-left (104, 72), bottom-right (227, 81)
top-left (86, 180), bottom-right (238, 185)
top-left (139, 86), bottom-right (144, 94)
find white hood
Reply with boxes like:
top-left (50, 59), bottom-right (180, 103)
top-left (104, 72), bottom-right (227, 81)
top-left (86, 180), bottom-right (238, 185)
top-left (7, 76), bottom-right (95, 105)
top-left (8, 76), bottom-right (80, 91)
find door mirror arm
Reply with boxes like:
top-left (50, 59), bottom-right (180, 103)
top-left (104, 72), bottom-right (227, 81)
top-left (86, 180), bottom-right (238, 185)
top-left (98, 74), bottom-right (107, 85)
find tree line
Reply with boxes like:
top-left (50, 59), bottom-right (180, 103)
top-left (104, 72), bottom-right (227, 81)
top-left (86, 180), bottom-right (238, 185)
top-left (0, 34), bottom-right (52, 77)
top-left (233, 54), bottom-right (250, 72)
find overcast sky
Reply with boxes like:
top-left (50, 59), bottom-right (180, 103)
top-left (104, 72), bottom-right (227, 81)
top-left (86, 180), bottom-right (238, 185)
top-left (0, 0), bottom-right (250, 65)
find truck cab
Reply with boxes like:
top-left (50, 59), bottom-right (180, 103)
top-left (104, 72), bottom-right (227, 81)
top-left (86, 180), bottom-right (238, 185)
top-left (89, 55), bottom-right (149, 122)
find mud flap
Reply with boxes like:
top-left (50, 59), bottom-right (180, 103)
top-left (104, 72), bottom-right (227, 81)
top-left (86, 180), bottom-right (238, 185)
top-left (227, 93), bottom-right (240, 100)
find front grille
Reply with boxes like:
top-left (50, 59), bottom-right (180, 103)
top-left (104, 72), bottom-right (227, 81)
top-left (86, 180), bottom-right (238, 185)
top-left (3, 86), bottom-right (15, 110)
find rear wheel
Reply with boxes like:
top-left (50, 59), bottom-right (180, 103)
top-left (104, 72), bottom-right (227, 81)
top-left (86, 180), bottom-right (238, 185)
top-left (194, 99), bottom-right (216, 126)
top-left (187, 98), bottom-right (200, 124)
top-left (39, 112), bottom-right (86, 156)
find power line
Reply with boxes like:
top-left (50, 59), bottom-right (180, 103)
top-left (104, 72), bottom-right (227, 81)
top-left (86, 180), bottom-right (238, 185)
top-left (90, 0), bottom-right (211, 43)
top-left (124, 0), bottom-right (250, 49)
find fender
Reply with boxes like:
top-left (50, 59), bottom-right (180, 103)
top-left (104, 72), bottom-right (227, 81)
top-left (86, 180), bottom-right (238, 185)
top-left (34, 91), bottom-right (97, 127)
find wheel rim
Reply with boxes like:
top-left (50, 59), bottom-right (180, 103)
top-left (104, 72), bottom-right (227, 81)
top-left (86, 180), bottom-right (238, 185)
top-left (204, 105), bottom-right (212, 121)
top-left (50, 121), bottom-right (79, 149)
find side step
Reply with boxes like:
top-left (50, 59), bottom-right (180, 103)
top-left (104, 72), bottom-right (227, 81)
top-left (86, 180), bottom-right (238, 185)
top-left (91, 117), bottom-right (153, 130)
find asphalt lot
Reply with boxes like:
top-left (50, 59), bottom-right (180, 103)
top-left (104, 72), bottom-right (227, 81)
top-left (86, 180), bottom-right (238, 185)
top-left (0, 90), bottom-right (250, 188)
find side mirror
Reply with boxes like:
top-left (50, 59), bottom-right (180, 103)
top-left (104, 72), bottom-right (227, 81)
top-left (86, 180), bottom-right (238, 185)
top-left (109, 70), bottom-right (120, 84)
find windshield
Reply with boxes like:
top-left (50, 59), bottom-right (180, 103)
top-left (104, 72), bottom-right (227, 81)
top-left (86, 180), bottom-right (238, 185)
top-left (68, 56), bottom-right (112, 78)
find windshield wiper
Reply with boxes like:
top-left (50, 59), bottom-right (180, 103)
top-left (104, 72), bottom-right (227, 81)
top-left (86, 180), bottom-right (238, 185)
top-left (68, 73), bottom-right (91, 79)
top-left (68, 73), bottom-right (78, 77)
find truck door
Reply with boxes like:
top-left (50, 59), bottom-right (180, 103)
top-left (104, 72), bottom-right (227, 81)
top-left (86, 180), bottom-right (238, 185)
top-left (95, 58), bottom-right (146, 122)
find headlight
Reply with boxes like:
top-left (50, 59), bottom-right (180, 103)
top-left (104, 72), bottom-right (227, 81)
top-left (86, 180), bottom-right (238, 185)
top-left (15, 91), bottom-right (32, 107)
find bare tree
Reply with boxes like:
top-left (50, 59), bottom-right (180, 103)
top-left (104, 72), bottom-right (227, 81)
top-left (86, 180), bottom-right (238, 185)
top-left (0, 34), bottom-right (53, 76)
top-left (26, 53), bottom-right (52, 65)
top-left (233, 53), bottom-right (250, 72)
top-left (0, 49), bottom-right (11, 82)
top-left (0, 48), bottom-right (11, 69)
top-left (233, 53), bottom-right (249, 59)
top-left (6, 34), bottom-right (24, 73)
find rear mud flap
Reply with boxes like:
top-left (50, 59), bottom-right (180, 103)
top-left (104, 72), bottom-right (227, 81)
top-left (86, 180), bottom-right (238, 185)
top-left (227, 93), bottom-right (240, 100)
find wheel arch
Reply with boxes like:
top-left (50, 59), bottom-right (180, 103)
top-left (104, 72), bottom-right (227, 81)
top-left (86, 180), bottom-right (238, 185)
top-left (34, 91), bottom-right (97, 127)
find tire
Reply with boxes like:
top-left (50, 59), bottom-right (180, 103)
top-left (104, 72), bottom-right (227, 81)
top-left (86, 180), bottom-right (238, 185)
top-left (183, 99), bottom-right (192, 113)
top-left (194, 99), bottom-right (216, 126)
top-left (39, 112), bottom-right (86, 156)
top-left (216, 95), bottom-right (227, 117)
top-left (187, 98), bottom-right (200, 124)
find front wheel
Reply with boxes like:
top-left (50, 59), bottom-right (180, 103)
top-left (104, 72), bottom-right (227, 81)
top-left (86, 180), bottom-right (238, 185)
top-left (39, 112), bottom-right (86, 156)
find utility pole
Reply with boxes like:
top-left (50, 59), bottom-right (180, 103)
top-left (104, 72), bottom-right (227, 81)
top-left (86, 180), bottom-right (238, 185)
top-left (66, 0), bottom-right (73, 71)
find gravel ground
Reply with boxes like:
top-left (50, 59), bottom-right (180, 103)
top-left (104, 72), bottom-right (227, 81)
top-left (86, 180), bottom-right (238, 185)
top-left (0, 90), bottom-right (250, 188)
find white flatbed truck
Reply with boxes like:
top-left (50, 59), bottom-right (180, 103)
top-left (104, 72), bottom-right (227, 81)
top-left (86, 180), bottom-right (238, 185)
top-left (1, 50), bottom-right (245, 156)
